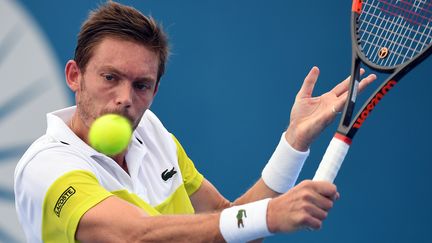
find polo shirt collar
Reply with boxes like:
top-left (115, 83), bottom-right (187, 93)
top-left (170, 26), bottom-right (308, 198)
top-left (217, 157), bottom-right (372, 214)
top-left (46, 106), bottom-right (99, 156)
top-left (46, 106), bottom-right (148, 178)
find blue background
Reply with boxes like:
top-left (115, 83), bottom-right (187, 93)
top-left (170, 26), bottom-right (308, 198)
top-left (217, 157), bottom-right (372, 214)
top-left (18, 1), bottom-right (432, 242)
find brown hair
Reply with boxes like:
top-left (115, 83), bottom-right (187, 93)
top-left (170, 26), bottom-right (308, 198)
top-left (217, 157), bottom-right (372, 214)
top-left (74, 1), bottom-right (169, 82)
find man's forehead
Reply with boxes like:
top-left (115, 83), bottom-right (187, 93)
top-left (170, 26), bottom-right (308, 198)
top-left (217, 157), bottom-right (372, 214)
top-left (92, 37), bottom-right (158, 60)
top-left (87, 37), bottom-right (159, 79)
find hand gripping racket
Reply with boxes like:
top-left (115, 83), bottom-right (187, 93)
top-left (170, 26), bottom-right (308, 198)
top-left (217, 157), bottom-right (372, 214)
top-left (313, 0), bottom-right (432, 182)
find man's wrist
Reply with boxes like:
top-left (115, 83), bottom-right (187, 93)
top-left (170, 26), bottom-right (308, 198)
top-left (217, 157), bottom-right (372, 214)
top-left (262, 132), bottom-right (309, 193)
top-left (219, 199), bottom-right (273, 242)
top-left (285, 126), bottom-right (310, 152)
top-left (266, 198), bottom-right (277, 233)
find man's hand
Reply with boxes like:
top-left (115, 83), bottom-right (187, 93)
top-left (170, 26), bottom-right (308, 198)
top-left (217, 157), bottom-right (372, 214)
top-left (266, 180), bottom-right (339, 233)
top-left (285, 66), bottom-right (377, 151)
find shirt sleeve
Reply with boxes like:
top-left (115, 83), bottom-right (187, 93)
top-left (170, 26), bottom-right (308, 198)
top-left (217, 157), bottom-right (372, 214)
top-left (15, 147), bottom-right (106, 243)
top-left (42, 170), bottom-right (112, 243)
top-left (171, 134), bottom-right (204, 196)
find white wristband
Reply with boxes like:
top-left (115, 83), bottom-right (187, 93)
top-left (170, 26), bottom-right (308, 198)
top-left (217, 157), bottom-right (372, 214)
top-left (262, 132), bottom-right (309, 193)
top-left (219, 198), bottom-right (273, 243)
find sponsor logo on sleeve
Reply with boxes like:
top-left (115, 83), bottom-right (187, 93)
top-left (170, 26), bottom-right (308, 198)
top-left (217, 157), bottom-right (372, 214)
top-left (54, 186), bottom-right (76, 217)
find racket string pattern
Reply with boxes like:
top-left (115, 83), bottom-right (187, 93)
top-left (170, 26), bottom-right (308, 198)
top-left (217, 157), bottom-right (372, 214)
top-left (358, 0), bottom-right (432, 68)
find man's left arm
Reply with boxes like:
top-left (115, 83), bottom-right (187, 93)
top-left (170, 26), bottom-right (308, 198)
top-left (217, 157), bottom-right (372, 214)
top-left (191, 67), bottom-right (376, 212)
top-left (191, 178), bottom-right (276, 213)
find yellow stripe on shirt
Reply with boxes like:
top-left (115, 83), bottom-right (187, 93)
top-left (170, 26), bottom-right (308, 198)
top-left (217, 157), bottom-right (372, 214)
top-left (171, 134), bottom-right (204, 196)
top-left (42, 170), bottom-right (112, 243)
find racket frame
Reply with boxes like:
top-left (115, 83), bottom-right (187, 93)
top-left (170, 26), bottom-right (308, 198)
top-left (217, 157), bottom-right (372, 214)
top-left (337, 2), bottom-right (432, 140)
top-left (313, 0), bottom-right (432, 182)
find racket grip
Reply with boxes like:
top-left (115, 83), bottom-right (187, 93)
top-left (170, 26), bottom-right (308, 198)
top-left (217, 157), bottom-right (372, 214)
top-left (313, 135), bottom-right (351, 183)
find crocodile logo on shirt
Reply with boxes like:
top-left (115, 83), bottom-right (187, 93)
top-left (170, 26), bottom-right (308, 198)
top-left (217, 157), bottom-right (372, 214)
top-left (161, 167), bottom-right (177, 181)
top-left (54, 186), bottom-right (76, 217)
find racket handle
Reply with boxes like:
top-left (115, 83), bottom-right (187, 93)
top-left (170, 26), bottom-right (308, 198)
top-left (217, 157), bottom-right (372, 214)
top-left (313, 134), bottom-right (351, 183)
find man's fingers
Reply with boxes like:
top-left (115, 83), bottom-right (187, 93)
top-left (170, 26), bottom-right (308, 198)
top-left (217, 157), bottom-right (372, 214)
top-left (297, 181), bottom-right (338, 207)
top-left (301, 206), bottom-right (327, 227)
top-left (334, 92), bottom-right (349, 112)
top-left (297, 67), bottom-right (320, 99)
top-left (357, 73), bottom-right (377, 93)
top-left (272, 181), bottom-right (339, 232)
top-left (304, 191), bottom-right (335, 213)
top-left (333, 73), bottom-right (377, 112)
top-left (309, 203), bottom-right (329, 220)
top-left (310, 181), bottom-right (338, 199)
top-left (299, 190), bottom-right (336, 230)
top-left (303, 217), bottom-right (322, 231)
top-left (331, 68), bottom-right (366, 97)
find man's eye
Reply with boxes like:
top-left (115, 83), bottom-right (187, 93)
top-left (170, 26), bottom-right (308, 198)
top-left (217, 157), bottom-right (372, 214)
top-left (103, 74), bottom-right (115, 81)
top-left (134, 83), bottom-right (152, 91)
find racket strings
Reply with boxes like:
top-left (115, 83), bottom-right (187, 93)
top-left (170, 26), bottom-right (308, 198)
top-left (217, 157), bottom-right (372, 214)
top-left (381, 0), bottom-right (432, 25)
top-left (357, 0), bottom-right (432, 67)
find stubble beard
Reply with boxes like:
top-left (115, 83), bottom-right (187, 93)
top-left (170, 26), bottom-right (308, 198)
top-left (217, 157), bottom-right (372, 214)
top-left (76, 78), bottom-right (143, 130)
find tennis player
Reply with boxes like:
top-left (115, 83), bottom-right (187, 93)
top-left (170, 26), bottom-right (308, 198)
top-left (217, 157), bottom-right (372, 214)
top-left (14, 2), bottom-right (376, 242)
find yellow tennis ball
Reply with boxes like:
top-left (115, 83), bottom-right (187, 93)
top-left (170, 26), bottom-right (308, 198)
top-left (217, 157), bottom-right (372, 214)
top-left (88, 114), bottom-right (132, 156)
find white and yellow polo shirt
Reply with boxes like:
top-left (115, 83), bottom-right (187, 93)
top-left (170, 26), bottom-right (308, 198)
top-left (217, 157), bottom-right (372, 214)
top-left (14, 106), bottom-right (203, 243)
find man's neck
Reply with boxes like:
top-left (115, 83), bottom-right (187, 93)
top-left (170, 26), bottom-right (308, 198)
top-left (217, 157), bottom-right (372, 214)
top-left (68, 112), bottom-right (130, 175)
top-left (68, 112), bottom-right (88, 144)
top-left (112, 153), bottom-right (129, 174)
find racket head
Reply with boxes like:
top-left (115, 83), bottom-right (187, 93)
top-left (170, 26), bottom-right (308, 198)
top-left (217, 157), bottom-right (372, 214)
top-left (354, 0), bottom-right (432, 71)
top-left (337, 0), bottom-right (432, 139)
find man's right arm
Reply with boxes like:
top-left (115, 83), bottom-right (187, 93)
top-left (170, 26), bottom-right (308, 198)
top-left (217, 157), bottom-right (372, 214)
top-left (76, 180), bottom-right (338, 242)
top-left (76, 195), bottom-right (223, 242)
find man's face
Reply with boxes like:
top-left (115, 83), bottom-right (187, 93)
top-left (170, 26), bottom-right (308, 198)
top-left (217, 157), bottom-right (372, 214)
top-left (75, 37), bottom-right (159, 129)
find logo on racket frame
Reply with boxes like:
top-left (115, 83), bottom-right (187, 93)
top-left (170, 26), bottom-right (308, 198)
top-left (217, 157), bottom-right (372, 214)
top-left (353, 80), bottom-right (397, 129)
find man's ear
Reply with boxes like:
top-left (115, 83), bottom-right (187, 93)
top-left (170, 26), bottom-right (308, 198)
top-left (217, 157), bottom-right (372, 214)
top-left (65, 60), bottom-right (81, 92)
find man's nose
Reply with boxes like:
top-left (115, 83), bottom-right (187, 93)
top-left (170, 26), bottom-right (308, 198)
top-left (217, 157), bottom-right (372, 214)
top-left (115, 82), bottom-right (133, 108)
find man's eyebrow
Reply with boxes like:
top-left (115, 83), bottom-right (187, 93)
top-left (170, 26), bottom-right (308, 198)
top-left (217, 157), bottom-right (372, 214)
top-left (135, 77), bottom-right (156, 83)
top-left (99, 65), bottom-right (125, 76)
top-left (100, 65), bottom-right (156, 82)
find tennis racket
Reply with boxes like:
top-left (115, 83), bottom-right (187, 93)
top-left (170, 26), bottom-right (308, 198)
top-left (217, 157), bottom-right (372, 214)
top-left (313, 0), bottom-right (432, 182)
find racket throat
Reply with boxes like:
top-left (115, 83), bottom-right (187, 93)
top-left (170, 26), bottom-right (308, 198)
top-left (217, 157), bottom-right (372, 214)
top-left (352, 79), bottom-right (397, 129)
top-left (340, 57), bottom-right (362, 130)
